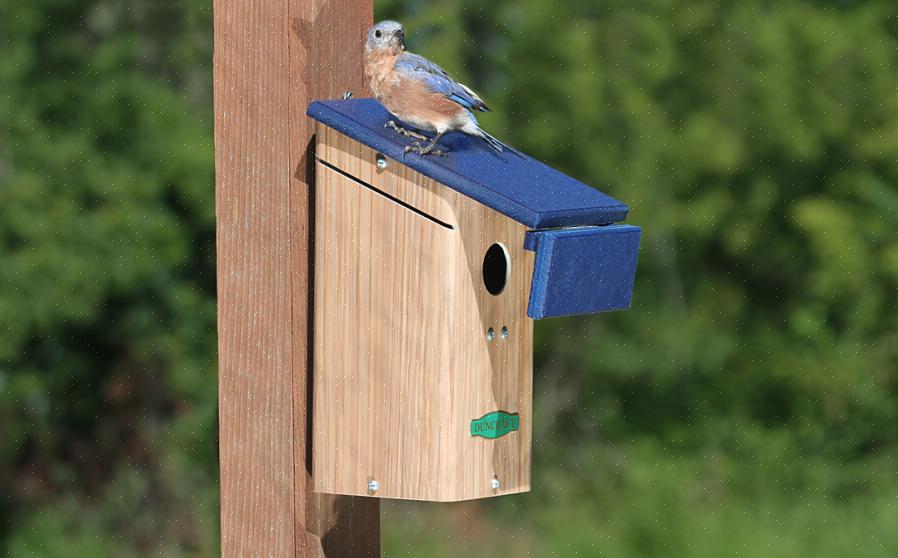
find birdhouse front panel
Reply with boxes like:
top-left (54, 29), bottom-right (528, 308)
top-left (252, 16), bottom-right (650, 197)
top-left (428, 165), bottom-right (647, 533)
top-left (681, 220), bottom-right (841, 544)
top-left (308, 98), bottom-right (641, 503)
top-left (313, 125), bottom-right (534, 501)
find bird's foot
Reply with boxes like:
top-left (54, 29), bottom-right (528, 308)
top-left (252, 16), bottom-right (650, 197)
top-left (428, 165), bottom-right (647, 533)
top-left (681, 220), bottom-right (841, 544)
top-left (403, 141), bottom-right (446, 157)
top-left (385, 120), bottom-right (428, 142)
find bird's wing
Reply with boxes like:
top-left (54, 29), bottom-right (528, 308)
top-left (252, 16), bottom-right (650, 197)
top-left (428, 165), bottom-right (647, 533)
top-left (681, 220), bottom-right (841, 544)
top-left (395, 52), bottom-right (451, 77)
top-left (395, 53), bottom-right (490, 112)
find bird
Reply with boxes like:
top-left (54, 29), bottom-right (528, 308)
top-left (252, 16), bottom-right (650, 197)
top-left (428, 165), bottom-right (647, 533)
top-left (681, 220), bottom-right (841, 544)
top-left (363, 20), bottom-right (520, 157)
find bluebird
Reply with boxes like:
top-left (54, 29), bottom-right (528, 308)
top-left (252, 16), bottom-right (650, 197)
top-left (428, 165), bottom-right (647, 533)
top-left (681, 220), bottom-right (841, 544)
top-left (364, 20), bottom-right (518, 157)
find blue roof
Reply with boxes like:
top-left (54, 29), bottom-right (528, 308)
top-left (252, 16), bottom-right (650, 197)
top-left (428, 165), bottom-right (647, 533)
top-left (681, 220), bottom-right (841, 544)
top-left (307, 99), bottom-right (629, 229)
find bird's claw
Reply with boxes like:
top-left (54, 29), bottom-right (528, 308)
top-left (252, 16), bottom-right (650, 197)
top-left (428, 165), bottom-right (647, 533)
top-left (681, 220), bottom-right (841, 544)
top-left (386, 120), bottom-right (428, 142)
top-left (402, 143), bottom-right (418, 158)
top-left (403, 142), bottom-right (445, 157)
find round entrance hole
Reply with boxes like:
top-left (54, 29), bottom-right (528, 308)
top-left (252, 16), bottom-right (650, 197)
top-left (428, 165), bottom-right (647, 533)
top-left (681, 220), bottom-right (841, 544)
top-left (482, 243), bottom-right (510, 296)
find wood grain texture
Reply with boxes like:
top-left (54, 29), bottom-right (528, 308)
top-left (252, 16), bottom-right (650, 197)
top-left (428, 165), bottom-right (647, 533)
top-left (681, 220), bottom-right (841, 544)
top-left (214, 0), bottom-right (377, 555)
top-left (288, 2), bottom-right (379, 557)
top-left (313, 126), bottom-right (534, 502)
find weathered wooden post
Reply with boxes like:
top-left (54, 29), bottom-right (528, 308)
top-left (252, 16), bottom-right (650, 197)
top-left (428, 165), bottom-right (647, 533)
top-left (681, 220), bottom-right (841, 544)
top-left (213, 1), bottom-right (379, 556)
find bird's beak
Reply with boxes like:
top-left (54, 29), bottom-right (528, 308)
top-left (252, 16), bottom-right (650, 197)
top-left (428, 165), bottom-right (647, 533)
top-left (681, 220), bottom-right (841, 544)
top-left (396, 30), bottom-right (406, 50)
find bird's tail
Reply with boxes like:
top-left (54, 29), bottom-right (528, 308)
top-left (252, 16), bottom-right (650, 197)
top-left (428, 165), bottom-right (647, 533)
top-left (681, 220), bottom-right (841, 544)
top-left (478, 128), bottom-right (526, 158)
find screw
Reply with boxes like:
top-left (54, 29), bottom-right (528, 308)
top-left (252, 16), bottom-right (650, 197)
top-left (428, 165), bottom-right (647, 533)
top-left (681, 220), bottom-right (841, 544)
top-left (376, 154), bottom-right (388, 170)
top-left (491, 477), bottom-right (500, 491)
top-left (368, 479), bottom-right (379, 494)
top-left (486, 327), bottom-right (495, 342)
top-left (500, 326), bottom-right (509, 340)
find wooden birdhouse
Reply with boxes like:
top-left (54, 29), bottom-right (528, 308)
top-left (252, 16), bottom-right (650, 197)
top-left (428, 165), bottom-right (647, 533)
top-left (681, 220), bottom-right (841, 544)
top-left (307, 99), bottom-right (641, 502)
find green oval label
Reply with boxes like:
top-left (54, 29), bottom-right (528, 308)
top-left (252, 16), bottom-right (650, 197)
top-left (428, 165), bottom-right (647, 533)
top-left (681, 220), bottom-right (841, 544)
top-left (470, 411), bottom-right (520, 439)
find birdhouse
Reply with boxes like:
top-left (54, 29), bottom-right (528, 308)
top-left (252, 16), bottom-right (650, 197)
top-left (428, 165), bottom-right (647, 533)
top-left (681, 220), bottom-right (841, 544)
top-left (307, 98), bottom-right (641, 502)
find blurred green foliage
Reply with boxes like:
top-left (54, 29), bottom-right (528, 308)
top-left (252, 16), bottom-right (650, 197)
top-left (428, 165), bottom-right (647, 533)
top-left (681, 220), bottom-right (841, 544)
top-left (1, 1), bottom-right (218, 555)
top-left (3, 0), bottom-right (898, 556)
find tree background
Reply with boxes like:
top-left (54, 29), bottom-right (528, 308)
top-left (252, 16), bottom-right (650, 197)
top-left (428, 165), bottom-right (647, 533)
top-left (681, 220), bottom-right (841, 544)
top-left (2, 0), bottom-right (898, 556)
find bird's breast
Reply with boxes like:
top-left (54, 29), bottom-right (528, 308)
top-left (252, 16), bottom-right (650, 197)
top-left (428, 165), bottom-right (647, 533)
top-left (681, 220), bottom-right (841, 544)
top-left (384, 76), bottom-right (470, 134)
top-left (364, 52), bottom-right (470, 134)
top-left (364, 52), bottom-right (399, 99)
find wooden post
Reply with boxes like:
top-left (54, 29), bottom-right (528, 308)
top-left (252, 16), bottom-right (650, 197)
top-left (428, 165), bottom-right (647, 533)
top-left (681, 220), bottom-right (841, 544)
top-left (213, 0), bottom-right (379, 556)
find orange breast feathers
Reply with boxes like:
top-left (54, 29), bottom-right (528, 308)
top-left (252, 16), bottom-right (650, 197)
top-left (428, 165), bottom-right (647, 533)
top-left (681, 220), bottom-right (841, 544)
top-left (385, 76), bottom-right (467, 133)
top-left (365, 56), bottom-right (467, 133)
top-left (364, 49), bottom-right (400, 100)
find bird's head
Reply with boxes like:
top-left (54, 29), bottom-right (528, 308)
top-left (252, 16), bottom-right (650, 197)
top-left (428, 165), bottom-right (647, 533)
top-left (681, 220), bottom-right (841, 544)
top-left (366, 20), bottom-right (406, 54)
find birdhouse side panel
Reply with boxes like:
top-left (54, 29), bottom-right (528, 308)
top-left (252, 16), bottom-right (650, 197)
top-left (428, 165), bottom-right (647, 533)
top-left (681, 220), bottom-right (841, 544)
top-left (313, 161), bottom-right (461, 500)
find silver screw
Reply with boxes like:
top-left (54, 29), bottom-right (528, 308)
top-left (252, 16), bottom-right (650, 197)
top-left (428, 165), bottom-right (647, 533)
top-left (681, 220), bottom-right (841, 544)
top-left (500, 326), bottom-right (509, 340)
top-left (486, 327), bottom-right (495, 342)
top-left (491, 477), bottom-right (500, 491)
top-left (376, 154), bottom-right (388, 170)
top-left (368, 479), bottom-right (379, 493)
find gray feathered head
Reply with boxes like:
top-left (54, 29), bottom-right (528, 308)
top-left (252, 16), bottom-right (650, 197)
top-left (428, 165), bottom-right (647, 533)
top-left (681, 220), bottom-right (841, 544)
top-left (366, 20), bottom-right (405, 53)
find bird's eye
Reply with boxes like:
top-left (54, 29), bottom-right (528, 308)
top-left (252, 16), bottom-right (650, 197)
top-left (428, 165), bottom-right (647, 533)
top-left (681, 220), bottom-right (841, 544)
top-left (374, 30), bottom-right (382, 38)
